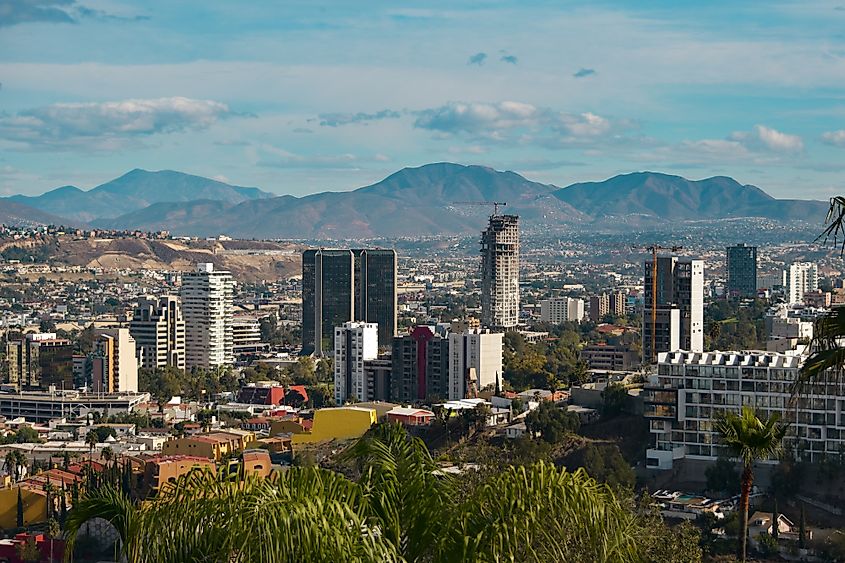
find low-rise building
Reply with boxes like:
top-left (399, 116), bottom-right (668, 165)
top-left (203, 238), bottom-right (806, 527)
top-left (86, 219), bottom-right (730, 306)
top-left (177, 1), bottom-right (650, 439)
top-left (291, 406), bottom-right (376, 445)
top-left (142, 455), bottom-right (216, 495)
top-left (386, 407), bottom-right (434, 426)
top-left (580, 344), bottom-right (638, 371)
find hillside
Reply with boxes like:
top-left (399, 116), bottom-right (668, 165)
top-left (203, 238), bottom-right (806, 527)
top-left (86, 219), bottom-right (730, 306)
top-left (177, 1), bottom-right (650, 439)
top-left (9, 169), bottom-right (273, 223)
top-left (0, 199), bottom-right (79, 227)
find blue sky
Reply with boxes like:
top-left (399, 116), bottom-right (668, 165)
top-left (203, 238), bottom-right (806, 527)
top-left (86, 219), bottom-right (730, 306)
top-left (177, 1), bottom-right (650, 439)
top-left (1, 1), bottom-right (845, 199)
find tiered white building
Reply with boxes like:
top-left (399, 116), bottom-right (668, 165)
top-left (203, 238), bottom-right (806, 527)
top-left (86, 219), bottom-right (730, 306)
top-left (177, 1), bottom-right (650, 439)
top-left (540, 297), bottom-right (584, 324)
top-left (180, 263), bottom-right (234, 369)
top-left (130, 295), bottom-right (186, 370)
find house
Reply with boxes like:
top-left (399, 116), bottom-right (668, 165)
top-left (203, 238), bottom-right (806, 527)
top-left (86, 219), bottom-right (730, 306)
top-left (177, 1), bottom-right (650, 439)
top-left (566, 405), bottom-right (600, 425)
top-left (505, 421), bottom-right (528, 439)
top-left (161, 430), bottom-right (256, 461)
top-left (142, 455), bottom-right (216, 495)
top-left (386, 407), bottom-right (435, 426)
top-left (652, 490), bottom-right (726, 521)
top-left (748, 511), bottom-right (809, 544)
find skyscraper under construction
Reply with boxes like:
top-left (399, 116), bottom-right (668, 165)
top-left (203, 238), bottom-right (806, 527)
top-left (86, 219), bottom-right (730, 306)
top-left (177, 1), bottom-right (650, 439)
top-left (480, 214), bottom-right (520, 329)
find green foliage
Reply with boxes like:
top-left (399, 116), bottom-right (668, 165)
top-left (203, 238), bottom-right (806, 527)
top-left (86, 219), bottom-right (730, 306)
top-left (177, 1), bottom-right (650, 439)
top-left (705, 299), bottom-right (768, 351)
top-left (581, 443), bottom-right (635, 491)
top-left (0, 426), bottom-right (43, 445)
top-left (705, 457), bottom-right (740, 495)
top-left (16, 536), bottom-right (41, 563)
top-left (525, 401), bottom-right (580, 443)
top-left (601, 382), bottom-right (628, 418)
top-left (93, 426), bottom-right (117, 443)
top-left (755, 532), bottom-right (779, 558)
top-left (503, 327), bottom-right (589, 391)
top-left (140, 365), bottom-right (240, 401)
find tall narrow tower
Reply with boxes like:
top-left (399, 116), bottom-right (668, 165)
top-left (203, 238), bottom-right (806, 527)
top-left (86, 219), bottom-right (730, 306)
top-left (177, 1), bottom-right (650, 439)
top-left (480, 214), bottom-right (520, 329)
top-left (181, 263), bottom-right (234, 368)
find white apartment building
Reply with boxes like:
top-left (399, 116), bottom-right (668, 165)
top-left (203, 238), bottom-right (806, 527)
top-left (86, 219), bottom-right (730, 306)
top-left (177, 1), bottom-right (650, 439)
top-left (786, 262), bottom-right (819, 305)
top-left (645, 349), bottom-right (845, 470)
top-left (180, 263), bottom-right (234, 369)
top-left (333, 321), bottom-right (379, 404)
top-left (540, 297), bottom-right (584, 324)
top-left (481, 215), bottom-right (519, 329)
top-left (130, 295), bottom-right (186, 370)
top-left (232, 318), bottom-right (262, 347)
top-left (90, 328), bottom-right (138, 393)
top-left (448, 329), bottom-right (503, 400)
top-left (642, 256), bottom-right (704, 363)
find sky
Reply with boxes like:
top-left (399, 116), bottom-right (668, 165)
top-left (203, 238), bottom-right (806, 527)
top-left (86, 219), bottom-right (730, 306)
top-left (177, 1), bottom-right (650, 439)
top-left (1, 1), bottom-right (845, 199)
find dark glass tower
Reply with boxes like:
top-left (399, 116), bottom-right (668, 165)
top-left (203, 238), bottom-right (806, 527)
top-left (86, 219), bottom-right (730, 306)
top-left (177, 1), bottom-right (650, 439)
top-left (354, 249), bottom-right (397, 348)
top-left (726, 243), bottom-right (757, 298)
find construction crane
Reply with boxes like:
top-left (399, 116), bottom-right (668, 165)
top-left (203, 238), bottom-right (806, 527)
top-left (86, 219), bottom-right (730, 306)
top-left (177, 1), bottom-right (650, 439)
top-left (452, 201), bottom-right (508, 215)
top-left (633, 244), bottom-right (684, 364)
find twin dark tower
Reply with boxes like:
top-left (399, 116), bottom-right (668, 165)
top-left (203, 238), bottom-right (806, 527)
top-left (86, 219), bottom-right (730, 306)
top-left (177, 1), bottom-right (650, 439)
top-left (301, 248), bottom-right (397, 355)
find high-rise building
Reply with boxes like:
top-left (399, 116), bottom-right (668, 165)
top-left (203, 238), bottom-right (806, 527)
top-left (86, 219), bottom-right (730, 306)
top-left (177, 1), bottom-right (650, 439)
top-left (447, 329), bottom-right (503, 400)
top-left (354, 249), bottom-right (398, 348)
top-left (88, 328), bottom-right (138, 393)
top-left (6, 333), bottom-right (73, 391)
top-left (785, 262), bottom-right (819, 305)
top-left (589, 294), bottom-right (609, 323)
top-left (726, 244), bottom-right (758, 298)
top-left (302, 248), bottom-right (397, 355)
top-left (232, 318), bottom-right (262, 349)
top-left (130, 295), bottom-right (186, 370)
top-left (480, 215), bottom-right (520, 329)
top-left (642, 256), bottom-right (704, 363)
top-left (333, 321), bottom-right (379, 404)
top-left (390, 326), bottom-right (450, 403)
top-left (540, 297), bottom-right (584, 324)
top-left (609, 291), bottom-right (626, 318)
top-left (181, 263), bottom-right (234, 368)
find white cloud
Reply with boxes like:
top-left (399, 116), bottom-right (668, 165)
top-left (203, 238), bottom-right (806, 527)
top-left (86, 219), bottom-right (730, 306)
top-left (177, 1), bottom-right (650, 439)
top-left (685, 124), bottom-right (805, 157)
top-left (744, 124), bottom-right (804, 153)
top-left (822, 129), bottom-right (845, 147)
top-left (0, 97), bottom-right (231, 151)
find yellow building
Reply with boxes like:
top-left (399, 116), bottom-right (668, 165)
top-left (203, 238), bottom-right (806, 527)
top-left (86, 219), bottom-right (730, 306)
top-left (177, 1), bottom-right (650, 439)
top-left (0, 486), bottom-right (47, 528)
top-left (161, 430), bottom-right (256, 461)
top-left (291, 407), bottom-right (376, 445)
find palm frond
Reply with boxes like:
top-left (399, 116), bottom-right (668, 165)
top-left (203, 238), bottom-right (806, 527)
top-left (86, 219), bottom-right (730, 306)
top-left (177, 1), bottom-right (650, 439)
top-left (816, 196), bottom-right (845, 255)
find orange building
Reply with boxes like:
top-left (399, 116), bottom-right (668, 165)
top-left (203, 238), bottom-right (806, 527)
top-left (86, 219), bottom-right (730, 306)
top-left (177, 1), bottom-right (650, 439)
top-left (142, 455), bottom-right (216, 494)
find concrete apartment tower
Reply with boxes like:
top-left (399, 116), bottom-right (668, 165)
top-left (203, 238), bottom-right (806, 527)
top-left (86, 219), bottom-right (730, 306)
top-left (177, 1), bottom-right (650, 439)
top-left (785, 262), bottom-right (818, 305)
top-left (480, 214), bottom-right (520, 329)
top-left (726, 243), bottom-right (758, 298)
top-left (447, 329), bottom-right (503, 400)
top-left (6, 333), bottom-right (73, 391)
top-left (89, 328), bottom-right (138, 393)
top-left (180, 263), bottom-right (234, 368)
top-left (540, 297), bottom-right (584, 324)
top-left (333, 321), bottom-right (379, 404)
top-left (302, 248), bottom-right (397, 355)
top-left (642, 256), bottom-right (704, 363)
top-left (130, 295), bottom-right (186, 370)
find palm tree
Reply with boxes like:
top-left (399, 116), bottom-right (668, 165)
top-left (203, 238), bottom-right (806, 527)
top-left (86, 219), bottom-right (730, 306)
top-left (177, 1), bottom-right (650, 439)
top-left (85, 430), bottom-right (98, 461)
top-left (101, 446), bottom-right (114, 468)
top-left (714, 406), bottom-right (788, 562)
top-left (5, 451), bottom-right (17, 482)
top-left (64, 423), bottom-right (641, 563)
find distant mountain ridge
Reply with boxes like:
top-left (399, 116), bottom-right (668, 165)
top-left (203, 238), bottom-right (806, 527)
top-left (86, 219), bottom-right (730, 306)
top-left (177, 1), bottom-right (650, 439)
top-left (4, 164), bottom-right (829, 236)
top-left (8, 169), bottom-right (273, 223)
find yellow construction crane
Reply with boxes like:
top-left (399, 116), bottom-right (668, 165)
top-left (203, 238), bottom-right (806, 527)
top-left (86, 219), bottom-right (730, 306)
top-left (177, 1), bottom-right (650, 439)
top-left (633, 244), bottom-right (684, 364)
top-left (452, 201), bottom-right (508, 215)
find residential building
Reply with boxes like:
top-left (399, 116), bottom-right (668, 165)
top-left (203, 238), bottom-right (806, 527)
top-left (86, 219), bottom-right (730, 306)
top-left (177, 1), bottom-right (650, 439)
top-left (726, 244), bottom-right (758, 298)
top-left (232, 317), bottom-right (262, 348)
top-left (333, 321), bottom-right (379, 404)
top-left (302, 248), bottom-right (397, 355)
top-left (363, 357), bottom-right (393, 402)
top-left (785, 262), bottom-right (819, 305)
top-left (386, 406), bottom-right (435, 426)
top-left (642, 256), bottom-right (704, 363)
top-left (480, 214), bottom-right (520, 329)
top-left (142, 455), bottom-right (216, 495)
top-left (235, 383), bottom-right (285, 406)
top-left (88, 328), bottom-right (138, 393)
top-left (6, 333), bottom-right (73, 391)
top-left (589, 294), bottom-right (609, 323)
top-left (540, 297), bottom-right (584, 323)
top-left (803, 289), bottom-right (831, 308)
top-left (391, 326), bottom-right (450, 403)
top-left (181, 263), bottom-right (234, 368)
top-left (130, 295), bottom-right (186, 370)
top-left (609, 291), bottom-right (626, 318)
top-left (580, 344), bottom-right (639, 371)
top-left (162, 430), bottom-right (256, 461)
top-left (644, 350), bottom-right (845, 470)
top-left (448, 329), bottom-right (503, 400)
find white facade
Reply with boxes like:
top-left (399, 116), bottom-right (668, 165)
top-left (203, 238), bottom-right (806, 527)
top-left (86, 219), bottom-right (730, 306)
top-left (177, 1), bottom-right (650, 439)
top-left (232, 318), bottom-right (262, 347)
top-left (180, 263), bottom-right (234, 369)
top-left (540, 297), bottom-right (584, 324)
top-left (93, 328), bottom-right (138, 393)
top-left (130, 295), bottom-right (186, 370)
top-left (645, 349), bottom-right (845, 470)
top-left (786, 263), bottom-right (819, 305)
top-left (481, 215), bottom-right (519, 329)
top-left (447, 329), bottom-right (503, 400)
top-left (333, 321), bottom-right (379, 404)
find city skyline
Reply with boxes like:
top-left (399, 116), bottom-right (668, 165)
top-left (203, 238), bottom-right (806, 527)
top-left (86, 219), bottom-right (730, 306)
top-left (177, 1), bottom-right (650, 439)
top-left (2, 1), bottom-right (845, 201)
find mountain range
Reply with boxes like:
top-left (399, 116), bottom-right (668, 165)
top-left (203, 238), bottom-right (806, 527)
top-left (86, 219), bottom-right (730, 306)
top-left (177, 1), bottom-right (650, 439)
top-left (0, 164), bottom-right (829, 237)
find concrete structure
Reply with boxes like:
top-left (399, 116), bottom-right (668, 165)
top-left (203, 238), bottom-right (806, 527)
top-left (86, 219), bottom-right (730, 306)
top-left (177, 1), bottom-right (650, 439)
top-left (609, 291), bottom-right (626, 318)
top-left (589, 294), bottom-right (609, 323)
top-left (645, 349), bottom-right (845, 470)
top-left (291, 406), bottom-right (376, 444)
top-left (480, 214), bottom-right (519, 329)
top-left (333, 321), bottom-right (379, 404)
top-left (391, 326), bottom-right (450, 403)
top-left (726, 244), bottom-right (757, 298)
top-left (580, 344), bottom-right (638, 371)
top-left (88, 328), bottom-right (138, 393)
top-left (232, 317), bottom-right (262, 348)
top-left (130, 295), bottom-right (186, 370)
top-left (642, 256), bottom-right (704, 363)
top-left (786, 262), bottom-right (819, 305)
top-left (363, 358), bottom-right (392, 402)
top-left (181, 263), bottom-right (234, 368)
top-left (161, 430), bottom-right (256, 461)
top-left (448, 329), bottom-right (503, 400)
top-left (5, 333), bottom-right (73, 391)
top-left (0, 391), bottom-right (150, 423)
top-left (302, 248), bottom-right (397, 355)
top-left (540, 297), bottom-right (584, 323)
top-left (142, 455), bottom-right (215, 495)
